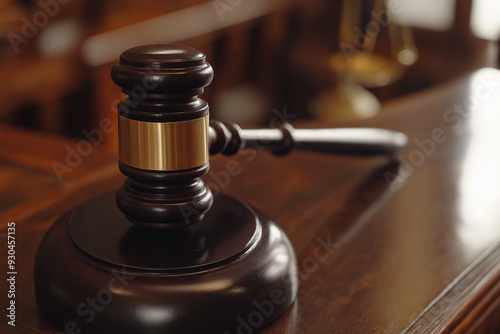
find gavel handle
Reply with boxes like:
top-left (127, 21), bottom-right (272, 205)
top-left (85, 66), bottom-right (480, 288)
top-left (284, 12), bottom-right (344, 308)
top-left (209, 120), bottom-right (408, 157)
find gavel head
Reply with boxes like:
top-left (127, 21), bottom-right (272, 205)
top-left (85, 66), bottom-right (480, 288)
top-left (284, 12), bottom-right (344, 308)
top-left (111, 44), bottom-right (215, 229)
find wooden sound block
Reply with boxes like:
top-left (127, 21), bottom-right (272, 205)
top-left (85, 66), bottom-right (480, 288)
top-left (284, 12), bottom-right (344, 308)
top-left (35, 191), bottom-right (297, 333)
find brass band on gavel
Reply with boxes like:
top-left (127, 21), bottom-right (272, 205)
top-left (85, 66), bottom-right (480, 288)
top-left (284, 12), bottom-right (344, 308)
top-left (118, 115), bottom-right (209, 171)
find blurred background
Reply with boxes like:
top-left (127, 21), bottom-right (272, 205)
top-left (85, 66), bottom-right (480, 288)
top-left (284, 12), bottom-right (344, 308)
top-left (0, 0), bottom-right (499, 152)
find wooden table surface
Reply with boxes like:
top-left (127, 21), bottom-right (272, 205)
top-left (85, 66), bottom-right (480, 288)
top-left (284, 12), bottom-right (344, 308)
top-left (2, 68), bottom-right (500, 333)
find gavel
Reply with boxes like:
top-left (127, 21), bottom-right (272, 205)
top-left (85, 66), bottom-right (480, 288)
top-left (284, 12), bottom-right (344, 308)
top-left (34, 44), bottom-right (407, 333)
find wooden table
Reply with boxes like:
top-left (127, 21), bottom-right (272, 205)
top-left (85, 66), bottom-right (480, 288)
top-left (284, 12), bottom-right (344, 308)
top-left (2, 68), bottom-right (500, 333)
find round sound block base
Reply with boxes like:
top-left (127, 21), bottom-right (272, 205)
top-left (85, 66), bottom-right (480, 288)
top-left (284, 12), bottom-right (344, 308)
top-left (35, 192), bottom-right (298, 333)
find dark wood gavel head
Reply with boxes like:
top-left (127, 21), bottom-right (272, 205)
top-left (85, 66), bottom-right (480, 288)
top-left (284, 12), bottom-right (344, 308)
top-left (110, 44), bottom-right (407, 229)
top-left (111, 44), bottom-right (214, 228)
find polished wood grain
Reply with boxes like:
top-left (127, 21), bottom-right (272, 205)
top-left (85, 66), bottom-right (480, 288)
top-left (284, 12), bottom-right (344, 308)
top-left (2, 68), bottom-right (500, 333)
